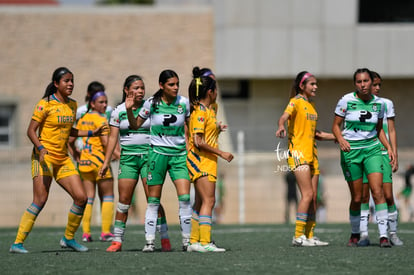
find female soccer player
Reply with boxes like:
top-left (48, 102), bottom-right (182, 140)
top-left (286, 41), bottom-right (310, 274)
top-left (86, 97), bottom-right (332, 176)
top-left (332, 68), bottom-right (395, 247)
top-left (276, 71), bottom-right (334, 247)
top-left (73, 89), bottom-right (115, 243)
top-left (358, 71), bottom-right (403, 246)
top-left (100, 75), bottom-right (171, 252)
top-left (186, 67), bottom-right (234, 252)
top-left (10, 67), bottom-right (105, 254)
top-left (127, 69), bottom-right (192, 252)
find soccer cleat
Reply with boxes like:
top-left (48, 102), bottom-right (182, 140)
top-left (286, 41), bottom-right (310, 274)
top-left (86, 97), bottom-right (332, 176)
top-left (380, 237), bottom-right (392, 248)
top-left (199, 242), bottom-right (226, 252)
top-left (82, 233), bottom-right (92, 242)
top-left (389, 233), bottom-right (404, 246)
top-left (292, 235), bottom-right (315, 247)
top-left (161, 238), bottom-right (171, 252)
top-left (142, 242), bottom-right (155, 252)
top-left (182, 237), bottom-right (190, 252)
top-left (60, 237), bottom-right (89, 252)
top-left (347, 233), bottom-right (360, 247)
top-left (187, 242), bottom-right (202, 252)
top-left (99, 232), bottom-right (114, 242)
top-left (357, 236), bottom-right (370, 247)
top-left (308, 236), bottom-right (329, 246)
top-left (106, 241), bottom-right (122, 252)
top-left (9, 243), bottom-right (29, 254)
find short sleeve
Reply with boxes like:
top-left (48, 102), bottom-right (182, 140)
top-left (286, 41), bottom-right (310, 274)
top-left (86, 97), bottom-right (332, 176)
top-left (334, 96), bottom-right (347, 117)
top-left (138, 98), bottom-right (152, 119)
top-left (32, 99), bottom-right (47, 123)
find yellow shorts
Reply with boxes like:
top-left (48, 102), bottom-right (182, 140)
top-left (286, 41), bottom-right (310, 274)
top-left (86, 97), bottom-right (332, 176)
top-left (287, 156), bottom-right (320, 175)
top-left (79, 166), bottom-right (112, 182)
top-left (187, 150), bottom-right (217, 183)
top-left (31, 151), bottom-right (79, 182)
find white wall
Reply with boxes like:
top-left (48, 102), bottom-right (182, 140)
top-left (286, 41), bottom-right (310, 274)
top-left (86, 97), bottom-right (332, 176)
top-left (214, 0), bottom-right (414, 77)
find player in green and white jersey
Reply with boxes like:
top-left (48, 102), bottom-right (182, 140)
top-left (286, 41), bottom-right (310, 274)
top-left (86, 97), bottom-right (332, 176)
top-left (332, 68), bottom-right (396, 248)
top-left (359, 72), bottom-right (403, 246)
top-left (126, 70), bottom-right (192, 252)
top-left (100, 75), bottom-right (171, 252)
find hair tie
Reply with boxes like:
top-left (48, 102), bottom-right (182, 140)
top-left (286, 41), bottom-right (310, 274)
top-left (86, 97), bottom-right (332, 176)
top-left (91, 91), bottom-right (106, 102)
top-left (299, 73), bottom-right (313, 87)
top-left (195, 77), bottom-right (202, 97)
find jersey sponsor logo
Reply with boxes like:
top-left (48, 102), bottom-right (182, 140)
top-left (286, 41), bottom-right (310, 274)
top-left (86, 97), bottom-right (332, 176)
top-left (197, 116), bottom-right (205, 122)
top-left (163, 114), bottom-right (177, 126)
top-left (57, 115), bottom-right (74, 123)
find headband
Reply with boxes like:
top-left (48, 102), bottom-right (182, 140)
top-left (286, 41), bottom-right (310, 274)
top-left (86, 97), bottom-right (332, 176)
top-left (299, 72), bottom-right (313, 87)
top-left (201, 70), bottom-right (214, 77)
top-left (91, 91), bottom-right (107, 102)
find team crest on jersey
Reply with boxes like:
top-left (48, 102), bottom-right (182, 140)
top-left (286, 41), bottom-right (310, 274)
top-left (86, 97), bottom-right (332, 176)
top-left (197, 116), bottom-right (205, 122)
top-left (372, 103), bottom-right (379, 112)
top-left (177, 105), bottom-right (184, 114)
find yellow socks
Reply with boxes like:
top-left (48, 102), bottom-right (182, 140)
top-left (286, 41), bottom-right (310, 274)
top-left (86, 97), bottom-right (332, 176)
top-left (101, 197), bottom-right (114, 234)
top-left (295, 212), bottom-right (308, 238)
top-left (199, 215), bottom-right (212, 245)
top-left (64, 203), bottom-right (84, 240)
top-left (14, 203), bottom-right (42, 244)
top-left (81, 198), bottom-right (94, 234)
top-left (190, 210), bottom-right (200, 244)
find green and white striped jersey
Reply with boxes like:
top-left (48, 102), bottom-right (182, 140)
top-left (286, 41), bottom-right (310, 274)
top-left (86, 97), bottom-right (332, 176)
top-left (139, 95), bottom-right (190, 155)
top-left (110, 102), bottom-right (150, 155)
top-left (335, 92), bottom-right (385, 148)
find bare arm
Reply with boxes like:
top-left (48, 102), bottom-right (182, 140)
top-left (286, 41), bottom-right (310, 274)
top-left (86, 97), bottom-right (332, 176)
top-left (275, 112), bottom-right (290, 138)
top-left (315, 130), bottom-right (336, 141)
top-left (387, 117), bottom-right (398, 172)
top-left (193, 133), bottom-right (234, 162)
top-left (99, 126), bottom-right (119, 177)
top-left (27, 119), bottom-right (48, 162)
top-left (377, 119), bottom-right (395, 168)
top-left (332, 115), bottom-right (350, 152)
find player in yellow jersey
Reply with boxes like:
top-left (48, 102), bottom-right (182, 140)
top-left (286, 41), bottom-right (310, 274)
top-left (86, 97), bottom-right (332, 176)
top-left (10, 67), bottom-right (106, 254)
top-left (186, 67), bottom-right (234, 252)
top-left (71, 90), bottom-right (115, 243)
top-left (276, 71), bottom-right (335, 247)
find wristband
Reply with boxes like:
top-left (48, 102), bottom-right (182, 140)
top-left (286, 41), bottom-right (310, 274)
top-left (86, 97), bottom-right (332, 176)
top-left (88, 130), bottom-right (93, 137)
top-left (37, 145), bottom-right (45, 151)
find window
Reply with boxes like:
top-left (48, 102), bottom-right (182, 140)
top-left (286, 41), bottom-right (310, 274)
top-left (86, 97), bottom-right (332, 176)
top-left (219, 79), bottom-right (250, 99)
top-left (359, 0), bottom-right (414, 23)
top-left (0, 104), bottom-right (16, 147)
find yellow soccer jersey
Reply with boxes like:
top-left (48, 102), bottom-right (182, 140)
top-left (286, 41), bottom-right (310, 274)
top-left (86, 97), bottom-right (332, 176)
top-left (31, 94), bottom-right (77, 160)
top-left (284, 95), bottom-right (318, 163)
top-left (187, 104), bottom-right (220, 181)
top-left (188, 104), bottom-right (219, 154)
top-left (76, 111), bottom-right (109, 173)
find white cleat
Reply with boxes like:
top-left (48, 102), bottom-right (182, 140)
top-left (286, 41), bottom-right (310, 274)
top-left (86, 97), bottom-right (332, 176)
top-left (307, 236), bottom-right (329, 246)
top-left (292, 235), bottom-right (316, 247)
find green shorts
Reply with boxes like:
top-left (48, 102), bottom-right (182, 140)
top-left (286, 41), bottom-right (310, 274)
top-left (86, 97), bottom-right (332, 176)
top-left (118, 154), bottom-right (148, 180)
top-left (147, 149), bottom-right (190, 186)
top-left (362, 154), bottom-right (392, 184)
top-left (340, 143), bottom-right (383, 182)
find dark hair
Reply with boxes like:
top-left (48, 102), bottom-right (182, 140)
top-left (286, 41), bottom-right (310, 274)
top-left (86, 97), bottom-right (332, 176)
top-left (353, 68), bottom-right (374, 83)
top-left (121, 75), bottom-right (143, 103)
top-left (43, 67), bottom-right (73, 100)
top-left (371, 71), bottom-right (382, 80)
top-left (85, 81), bottom-right (105, 113)
top-left (290, 71), bottom-right (313, 98)
top-left (152, 69), bottom-right (179, 109)
top-left (188, 66), bottom-right (216, 111)
top-left (86, 81), bottom-right (105, 102)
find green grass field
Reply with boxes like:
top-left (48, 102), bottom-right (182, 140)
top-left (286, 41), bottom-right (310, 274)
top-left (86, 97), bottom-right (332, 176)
top-left (2, 223), bottom-right (413, 274)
